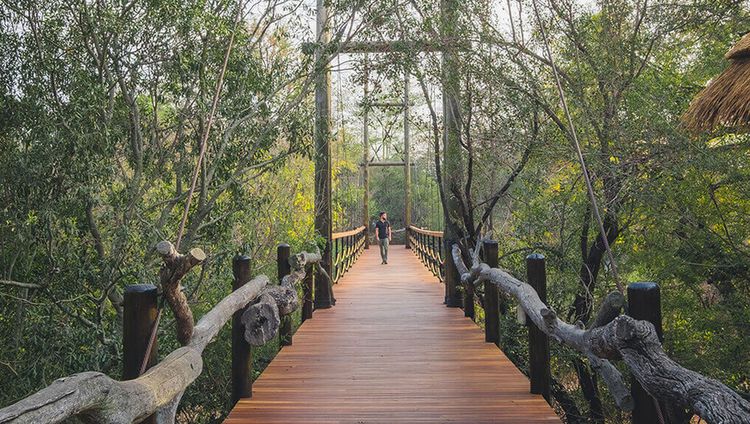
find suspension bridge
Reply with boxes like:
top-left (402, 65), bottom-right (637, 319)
top-left (3, 0), bottom-right (750, 423)
top-left (225, 238), bottom-right (559, 423)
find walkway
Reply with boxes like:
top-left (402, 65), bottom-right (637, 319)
top-left (224, 247), bottom-right (560, 423)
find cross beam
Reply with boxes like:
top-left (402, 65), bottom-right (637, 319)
top-left (302, 39), bottom-right (468, 55)
top-left (314, 0), bottom-right (463, 308)
top-left (360, 161), bottom-right (417, 167)
top-left (365, 101), bottom-right (414, 108)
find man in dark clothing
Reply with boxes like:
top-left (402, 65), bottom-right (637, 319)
top-left (374, 211), bottom-right (392, 264)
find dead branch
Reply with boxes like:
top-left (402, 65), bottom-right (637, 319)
top-left (156, 240), bottom-right (206, 345)
top-left (241, 250), bottom-right (323, 346)
top-left (451, 243), bottom-right (750, 422)
top-left (0, 276), bottom-right (269, 424)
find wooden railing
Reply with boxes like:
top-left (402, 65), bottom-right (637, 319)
top-left (406, 226), bottom-right (444, 281)
top-left (0, 239), bottom-right (354, 423)
top-left (401, 228), bottom-right (750, 424)
top-left (331, 226), bottom-right (367, 283)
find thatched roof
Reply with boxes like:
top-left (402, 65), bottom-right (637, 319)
top-left (683, 33), bottom-right (750, 133)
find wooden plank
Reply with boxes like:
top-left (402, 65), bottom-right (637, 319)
top-left (224, 249), bottom-right (560, 423)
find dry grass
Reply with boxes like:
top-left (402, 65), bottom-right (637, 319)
top-left (683, 58), bottom-right (750, 133)
top-left (726, 32), bottom-right (750, 60)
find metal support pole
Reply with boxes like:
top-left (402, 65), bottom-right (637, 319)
top-left (404, 72), bottom-right (411, 248)
top-left (362, 54), bottom-right (370, 249)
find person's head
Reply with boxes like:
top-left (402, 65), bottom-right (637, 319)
top-left (379, 211), bottom-right (387, 221)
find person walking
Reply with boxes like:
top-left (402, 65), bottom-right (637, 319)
top-left (375, 211), bottom-right (392, 264)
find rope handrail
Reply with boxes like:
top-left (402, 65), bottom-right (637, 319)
top-left (332, 225), bottom-right (367, 239)
top-left (406, 226), bottom-right (444, 281)
top-left (331, 226), bottom-right (367, 283)
top-left (407, 225), bottom-right (444, 238)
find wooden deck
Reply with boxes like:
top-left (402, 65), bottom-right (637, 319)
top-left (224, 247), bottom-right (561, 423)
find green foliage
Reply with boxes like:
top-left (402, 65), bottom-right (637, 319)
top-left (0, 0), bottom-right (317, 421)
top-left (4, 0), bottom-right (750, 423)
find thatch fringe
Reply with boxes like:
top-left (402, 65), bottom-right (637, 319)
top-left (683, 58), bottom-right (750, 133)
top-left (726, 33), bottom-right (750, 60)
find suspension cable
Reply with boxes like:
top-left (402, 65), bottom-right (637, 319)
top-left (139, 3), bottom-right (244, 377)
top-left (527, 3), bottom-right (666, 421)
top-left (529, 0), bottom-right (624, 295)
top-left (175, 3), bottom-right (243, 251)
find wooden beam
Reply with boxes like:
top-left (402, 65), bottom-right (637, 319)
top-left (441, 0), bottom-right (464, 308)
top-left (482, 240), bottom-right (500, 345)
top-left (231, 255), bottom-right (253, 403)
top-left (360, 161), bottom-right (416, 167)
top-left (526, 254), bottom-right (551, 402)
top-left (362, 55), bottom-right (370, 249)
top-left (404, 72), bottom-right (412, 248)
top-left (365, 101), bottom-right (414, 108)
top-left (314, 0), bottom-right (333, 309)
top-left (339, 39), bottom-right (468, 53)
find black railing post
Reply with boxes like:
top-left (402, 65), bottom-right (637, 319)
top-left (123, 284), bottom-right (158, 424)
top-left (483, 240), bottom-right (500, 345)
top-left (232, 255), bottom-right (253, 403)
top-left (277, 244), bottom-right (292, 347)
top-left (347, 235), bottom-right (353, 270)
top-left (334, 237), bottom-right (340, 282)
top-left (526, 253), bottom-right (551, 402)
top-left (438, 236), bottom-right (445, 281)
top-left (420, 232), bottom-right (424, 261)
top-left (628, 282), bottom-right (663, 424)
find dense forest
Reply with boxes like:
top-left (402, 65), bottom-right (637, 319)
top-left (2, 0), bottom-right (750, 422)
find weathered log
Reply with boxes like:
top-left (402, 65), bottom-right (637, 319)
top-left (242, 292), bottom-right (281, 346)
top-left (268, 284), bottom-right (299, 316)
top-left (289, 251), bottom-right (322, 270)
top-left (585, 291), bottom-right (632, 412)
top-left (0, 275), bottom-right (268, 424)
top-left (452, 244), bottom-right (631, 410)
top-left (589, 291), bottom-right (626, 330)
top-left (451, 244), bottom-right (750, 423)
top-left (239, 250), bottom-right (322, 345)
top-left (156, 240), bottom-right (206, 345)
top-left (587, 315), bottom-right (750, 423)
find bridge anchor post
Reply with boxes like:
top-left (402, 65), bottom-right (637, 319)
top-left (302, 264), bottom-right (314, 322)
